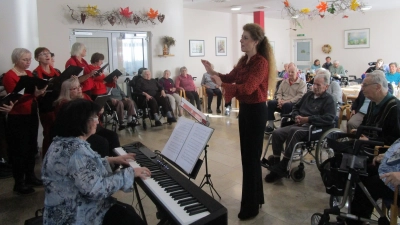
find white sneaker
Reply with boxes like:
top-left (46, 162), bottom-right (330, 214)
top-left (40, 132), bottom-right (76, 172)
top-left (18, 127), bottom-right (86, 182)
top-left (224, 106), bottom-right (231, 116)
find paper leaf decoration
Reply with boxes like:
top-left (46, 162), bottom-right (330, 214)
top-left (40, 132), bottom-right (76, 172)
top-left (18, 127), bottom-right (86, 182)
top-left (147, 8), bottom-right (158, 19)
top-left (300, 8), bottom-right (310, 14)
top-left (86, 5), bottom-right (99, 16)
top-left (316, 1), bottom-right (328, 13)
top-left (284, 0), bottom-right (290, 7)
top-left (119, 7), bottom-right (133, 18)
top-left (350, 0), bottom-right (360, 11)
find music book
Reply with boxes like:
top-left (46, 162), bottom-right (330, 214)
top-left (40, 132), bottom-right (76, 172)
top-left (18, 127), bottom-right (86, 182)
top-left (103, 69), bottom-right (123, 84)
top-left (0, 92), bottom-right (22, 107)
top-left (13, 76), bottom-right (49, 94)
top-left (180, 97), bottom-right (209, 126)
top-left (94, 88), bottom-right (112, 107)
top-left (93, 63), bottom-right (109, 77)
top-left (59, 65), bottom-right (84, 83)
top-left (161, 117), bottom-right (214, 174)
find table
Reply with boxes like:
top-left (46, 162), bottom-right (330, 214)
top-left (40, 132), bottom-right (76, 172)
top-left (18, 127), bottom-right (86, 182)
top-left (341, 85), bottom-right (361, 102)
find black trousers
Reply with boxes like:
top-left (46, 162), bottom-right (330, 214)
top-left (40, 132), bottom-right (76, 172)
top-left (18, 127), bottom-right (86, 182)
top-left (87, 134), bottom-right (109, 158)
top-left (205, 88), bottom-right (222, 109)
top-left (185, 91), bottom-right (201, 110)
top-left (147, 94), bottom-right (172, 117)
top-left (103, 201), bottom-right (145, 225)
top-left (0, 113), bottom-right (8, 160)
top-left (266, 100), bottom-right (293, 120)
top-left (238, 102), bottom-right (267, 212)
top-left (6, 114), bottom-right (39, 183)
top-left (96, 125), bottom-right (120, 156)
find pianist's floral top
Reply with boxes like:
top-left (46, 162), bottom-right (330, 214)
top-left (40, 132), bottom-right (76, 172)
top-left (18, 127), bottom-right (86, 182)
top-left (42, 137), bottom-right (134, 225)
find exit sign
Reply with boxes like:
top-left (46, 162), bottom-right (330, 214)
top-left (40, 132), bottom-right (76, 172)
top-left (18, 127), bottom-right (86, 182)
top-left (297, 34), bottom-right (305, 37)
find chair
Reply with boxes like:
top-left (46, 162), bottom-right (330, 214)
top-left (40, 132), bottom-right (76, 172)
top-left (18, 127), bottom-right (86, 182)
top-left (102, 101), bottom-right (119, 132)
top-left (201, 86), bottom-right (224, 113)
top-left (338, 93), bottom-right (351, 129)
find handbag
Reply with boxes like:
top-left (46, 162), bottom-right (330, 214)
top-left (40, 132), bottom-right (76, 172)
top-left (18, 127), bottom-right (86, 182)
top-left (24, 208), bottom-right (43, 225)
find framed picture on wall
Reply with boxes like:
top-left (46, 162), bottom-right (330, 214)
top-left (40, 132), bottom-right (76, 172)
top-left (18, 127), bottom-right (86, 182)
top-left (215, 37), bottom-right (227, 56)
top-left (189, 40), bottom-right (205, 57)
top-left (344, 28), bottom-right (370, 48)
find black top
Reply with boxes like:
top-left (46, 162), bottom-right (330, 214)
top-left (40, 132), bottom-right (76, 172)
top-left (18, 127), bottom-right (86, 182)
top-left (139, 79), bottom-right (163, 97)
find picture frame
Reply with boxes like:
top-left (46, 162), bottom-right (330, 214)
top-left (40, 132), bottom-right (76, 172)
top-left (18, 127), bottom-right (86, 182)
top-left (189, 40), bottom-right (205, 57)
top-left (215, 37), bottom-right (227, 56)
top-left (344, 28), bottom-right (370, 49)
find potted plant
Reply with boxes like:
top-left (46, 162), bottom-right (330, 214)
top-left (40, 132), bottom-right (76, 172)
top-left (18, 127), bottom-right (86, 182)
top-left (162, 36), bottom-right (175, 55)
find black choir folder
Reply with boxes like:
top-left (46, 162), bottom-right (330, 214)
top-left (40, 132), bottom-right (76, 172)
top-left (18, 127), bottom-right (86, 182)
top-left (161, 117), bottom-right (214, 175)
top-left (103, 69), bottom-right (123, 84)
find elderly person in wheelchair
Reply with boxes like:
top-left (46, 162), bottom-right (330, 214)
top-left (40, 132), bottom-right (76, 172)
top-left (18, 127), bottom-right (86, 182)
top-left (137, 70), bottom-right (176, 126)
top-left (265, 65), bottom-right (306, 133)
top-left (264, 73), bottom-right (337, 183)
top-left (107, 76), bottom-right (139, 130)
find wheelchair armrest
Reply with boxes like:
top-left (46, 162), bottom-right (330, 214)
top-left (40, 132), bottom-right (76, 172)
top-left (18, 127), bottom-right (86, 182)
top-left (280, 114), bottom-right (292, 118)
top-left (355, 126), bottom-right (382, 139)
top-left (352, 139), bottom-right (384, 155)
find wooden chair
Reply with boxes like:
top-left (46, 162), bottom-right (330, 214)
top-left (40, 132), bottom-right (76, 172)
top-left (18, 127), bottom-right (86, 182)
top-left (338, 93), bottom-right (352, 129)
top-left (202, 86), bottom-right (224, 113)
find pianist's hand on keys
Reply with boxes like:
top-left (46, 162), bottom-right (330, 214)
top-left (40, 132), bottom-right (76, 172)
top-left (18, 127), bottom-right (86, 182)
top-left (107, 153), bottom-right (151, 179)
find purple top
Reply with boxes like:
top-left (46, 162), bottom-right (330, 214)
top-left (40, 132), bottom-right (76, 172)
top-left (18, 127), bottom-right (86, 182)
top-left (158, 77), bottom-right (175, 94)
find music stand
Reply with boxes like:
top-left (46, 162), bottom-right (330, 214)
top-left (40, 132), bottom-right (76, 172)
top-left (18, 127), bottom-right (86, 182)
top-left (199, 145), bottom-right (221, 199)
top-left (179, 99), bottom-right (221, 199)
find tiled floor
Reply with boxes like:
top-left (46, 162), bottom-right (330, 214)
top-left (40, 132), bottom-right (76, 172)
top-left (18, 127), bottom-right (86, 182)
top-left (0, 109), bottom-right (332, 225)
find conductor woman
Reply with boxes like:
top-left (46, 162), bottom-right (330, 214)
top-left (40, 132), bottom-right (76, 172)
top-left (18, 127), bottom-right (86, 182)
top-left (201, 23), bottom-right (276, 220)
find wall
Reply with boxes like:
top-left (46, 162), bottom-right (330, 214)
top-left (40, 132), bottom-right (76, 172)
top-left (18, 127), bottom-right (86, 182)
top-left (35, 0), bottom-right (184, 78)
top-left (183, 10), bottom-right (291, 87)
top-left (290, 9), bottom-right (400, 77)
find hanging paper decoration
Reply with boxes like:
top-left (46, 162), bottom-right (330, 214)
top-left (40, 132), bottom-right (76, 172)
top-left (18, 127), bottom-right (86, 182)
top-left (86, 5), bottom-right (99, 16)
top-left (316, 2), bottom-right (328, 13)
top-left (119, 7), bottom-right (133, 18)
top-left (147, 8), bottom-right (159, 19)
top-left (350, 0), bottom-right (360, 11)
top-left (66, 5), bottom-right (165, 26)
top-left (281, 0), bottom-right (369, 28)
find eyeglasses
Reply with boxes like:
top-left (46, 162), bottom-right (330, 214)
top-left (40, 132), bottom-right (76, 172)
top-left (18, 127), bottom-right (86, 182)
top-left (90, 116), bottom-right (99, 122)
top-left (39, 52), bottom-right (51, 56)
top-left (361, 83), bottom-right (378, 88)
top-left (69, 85), bottom-right (82, 91)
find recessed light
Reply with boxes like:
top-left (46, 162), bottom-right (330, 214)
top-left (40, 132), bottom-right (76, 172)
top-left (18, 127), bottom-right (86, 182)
top-left (231, 5), bottom-right (241, 11)
top-left (361, 5), bottom-right (372, 10)
top-left (255, 6), bottom-right (270, 10)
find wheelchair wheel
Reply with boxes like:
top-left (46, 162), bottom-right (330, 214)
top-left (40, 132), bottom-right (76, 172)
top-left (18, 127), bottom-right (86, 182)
top-left (290, 167), bottom-right (305, 182)
top-left (329, 195), bottom-right (342, 208)
top-left (315, 128), bottom-right (343, 167)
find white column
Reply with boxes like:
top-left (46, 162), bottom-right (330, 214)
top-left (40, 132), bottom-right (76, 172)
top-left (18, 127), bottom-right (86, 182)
top-left (0, 0), bottom-right (39, 71)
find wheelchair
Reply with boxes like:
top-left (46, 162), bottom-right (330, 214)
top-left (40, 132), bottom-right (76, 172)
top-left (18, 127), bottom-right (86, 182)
top-left (261, 115), bottom-right (332, 182)
top-left (311, 127), bottom-right (396, 225)
top-left (102, 101), bottom-right (119, 132)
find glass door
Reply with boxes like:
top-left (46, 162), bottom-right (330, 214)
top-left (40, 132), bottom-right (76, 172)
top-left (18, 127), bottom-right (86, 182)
top-left (293, 39), bottom-right (312, 72)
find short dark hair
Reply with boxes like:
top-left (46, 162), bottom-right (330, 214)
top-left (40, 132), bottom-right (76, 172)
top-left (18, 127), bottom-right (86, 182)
top-left (326, 56), bottom-right (331, 60)
top-left (53, 99), bottom-right (101, 137)
top-left (90, 52), bottom-right (105, 64)
top-left (34, 47), bottom-right (50, 59)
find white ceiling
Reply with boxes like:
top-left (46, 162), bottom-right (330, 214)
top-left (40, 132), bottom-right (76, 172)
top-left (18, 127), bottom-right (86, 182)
top-left (183, 0), bottom-right (400, 19)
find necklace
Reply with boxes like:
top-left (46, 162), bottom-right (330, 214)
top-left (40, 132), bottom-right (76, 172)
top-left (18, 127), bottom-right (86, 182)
top-left (12, 67), bottom-right (26, 76)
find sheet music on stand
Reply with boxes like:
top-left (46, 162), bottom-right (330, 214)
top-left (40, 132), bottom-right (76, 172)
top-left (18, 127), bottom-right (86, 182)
top-left (161, 117), bottom-right (214, 176)
top-left (180, 97), bottom-right (210, 126)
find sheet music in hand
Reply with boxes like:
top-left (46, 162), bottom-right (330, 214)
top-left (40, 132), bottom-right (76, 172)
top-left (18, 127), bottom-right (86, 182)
top-left (161, 116), bottom-right (214, 175)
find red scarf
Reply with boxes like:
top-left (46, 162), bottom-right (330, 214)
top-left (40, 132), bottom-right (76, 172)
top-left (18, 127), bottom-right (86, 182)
top-left (34, 65), bottom-right (60, 79)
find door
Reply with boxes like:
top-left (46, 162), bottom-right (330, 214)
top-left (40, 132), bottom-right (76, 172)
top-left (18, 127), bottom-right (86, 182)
top-left (294, 39), bottom-right (312, 72)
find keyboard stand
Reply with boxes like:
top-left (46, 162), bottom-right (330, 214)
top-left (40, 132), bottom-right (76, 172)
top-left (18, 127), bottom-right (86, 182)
top-left (199, 145), bottom-right (221, 199)
top-left (134, 182), bottom-right (148, 225)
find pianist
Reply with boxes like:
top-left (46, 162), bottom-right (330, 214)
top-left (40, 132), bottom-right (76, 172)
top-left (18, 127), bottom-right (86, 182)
top-left (42, 99), bottom-right (150, 225)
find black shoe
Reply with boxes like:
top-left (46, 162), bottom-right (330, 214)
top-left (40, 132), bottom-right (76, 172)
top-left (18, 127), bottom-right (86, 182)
top-left (264, 171), bottom-right (283, 183)
top-left (155, 120), bottom-right (162, 126)
top-left (261, 157), bottom-right (280, 168)
top-left (25, 175), bottom-right (43, 187)
top-left (238, 209), bottom-right (259, 220)
top-left (216, 108), bottom-right (221, 114)
top-left (264, 126), bottom-right (274, 134)
top-left (167, 117), bottom-right (177, 124)
top-left (13, 184), bottom-right (35, 195)
top-left (118, 124), bottom-right (126, 131)
top-left (207, 108), bottom-right (213, 113)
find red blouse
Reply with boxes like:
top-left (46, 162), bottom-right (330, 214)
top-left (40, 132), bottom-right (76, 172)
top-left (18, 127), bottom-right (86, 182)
top-left (220, 54), bottom-right (269, 104)
top-left (3, 70), bottom-right (36, 115)
top-left (65, 56), bottom-right (93, 92)
top-left (88, 64), bottom-right (107, 95)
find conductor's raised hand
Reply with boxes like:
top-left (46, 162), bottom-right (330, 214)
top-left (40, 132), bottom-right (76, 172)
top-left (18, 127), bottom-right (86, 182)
top-left (211, 75), bottom-right (222, 86)
top-left (134, 167), bottom-right (151, 180)
top-left (201, 59), bottom-right (216, 75)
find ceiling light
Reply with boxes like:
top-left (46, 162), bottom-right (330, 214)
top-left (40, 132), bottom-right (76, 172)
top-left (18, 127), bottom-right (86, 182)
top-left (231, 5), bottom-right (241, 11)
top-left (361, 5), bottom-right (372, 10)
top-left (255, 6), bottom-right (270, 10)
top-left (291, 15), bottom-right (299, 19)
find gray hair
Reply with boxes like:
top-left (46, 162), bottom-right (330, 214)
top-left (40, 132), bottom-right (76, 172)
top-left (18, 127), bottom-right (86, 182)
top-left (163, 70), bottom-right (171, 75)
top-left (333, 60), bottom-right (339, 64)
top-left (389, 62), bottom-right (398, 68)
top-left (70, 42), bottom-right (86, 56)
top-left (180, 66), bottom-right (187, 73)
top-left (315, 68), bottom-right (331, 85)
top-left (142, 69), bottom-right (151, 76)
top-left (11, 48), bottom-right (31, 64)
top-left (366, 70), bottom-right (388, 92)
